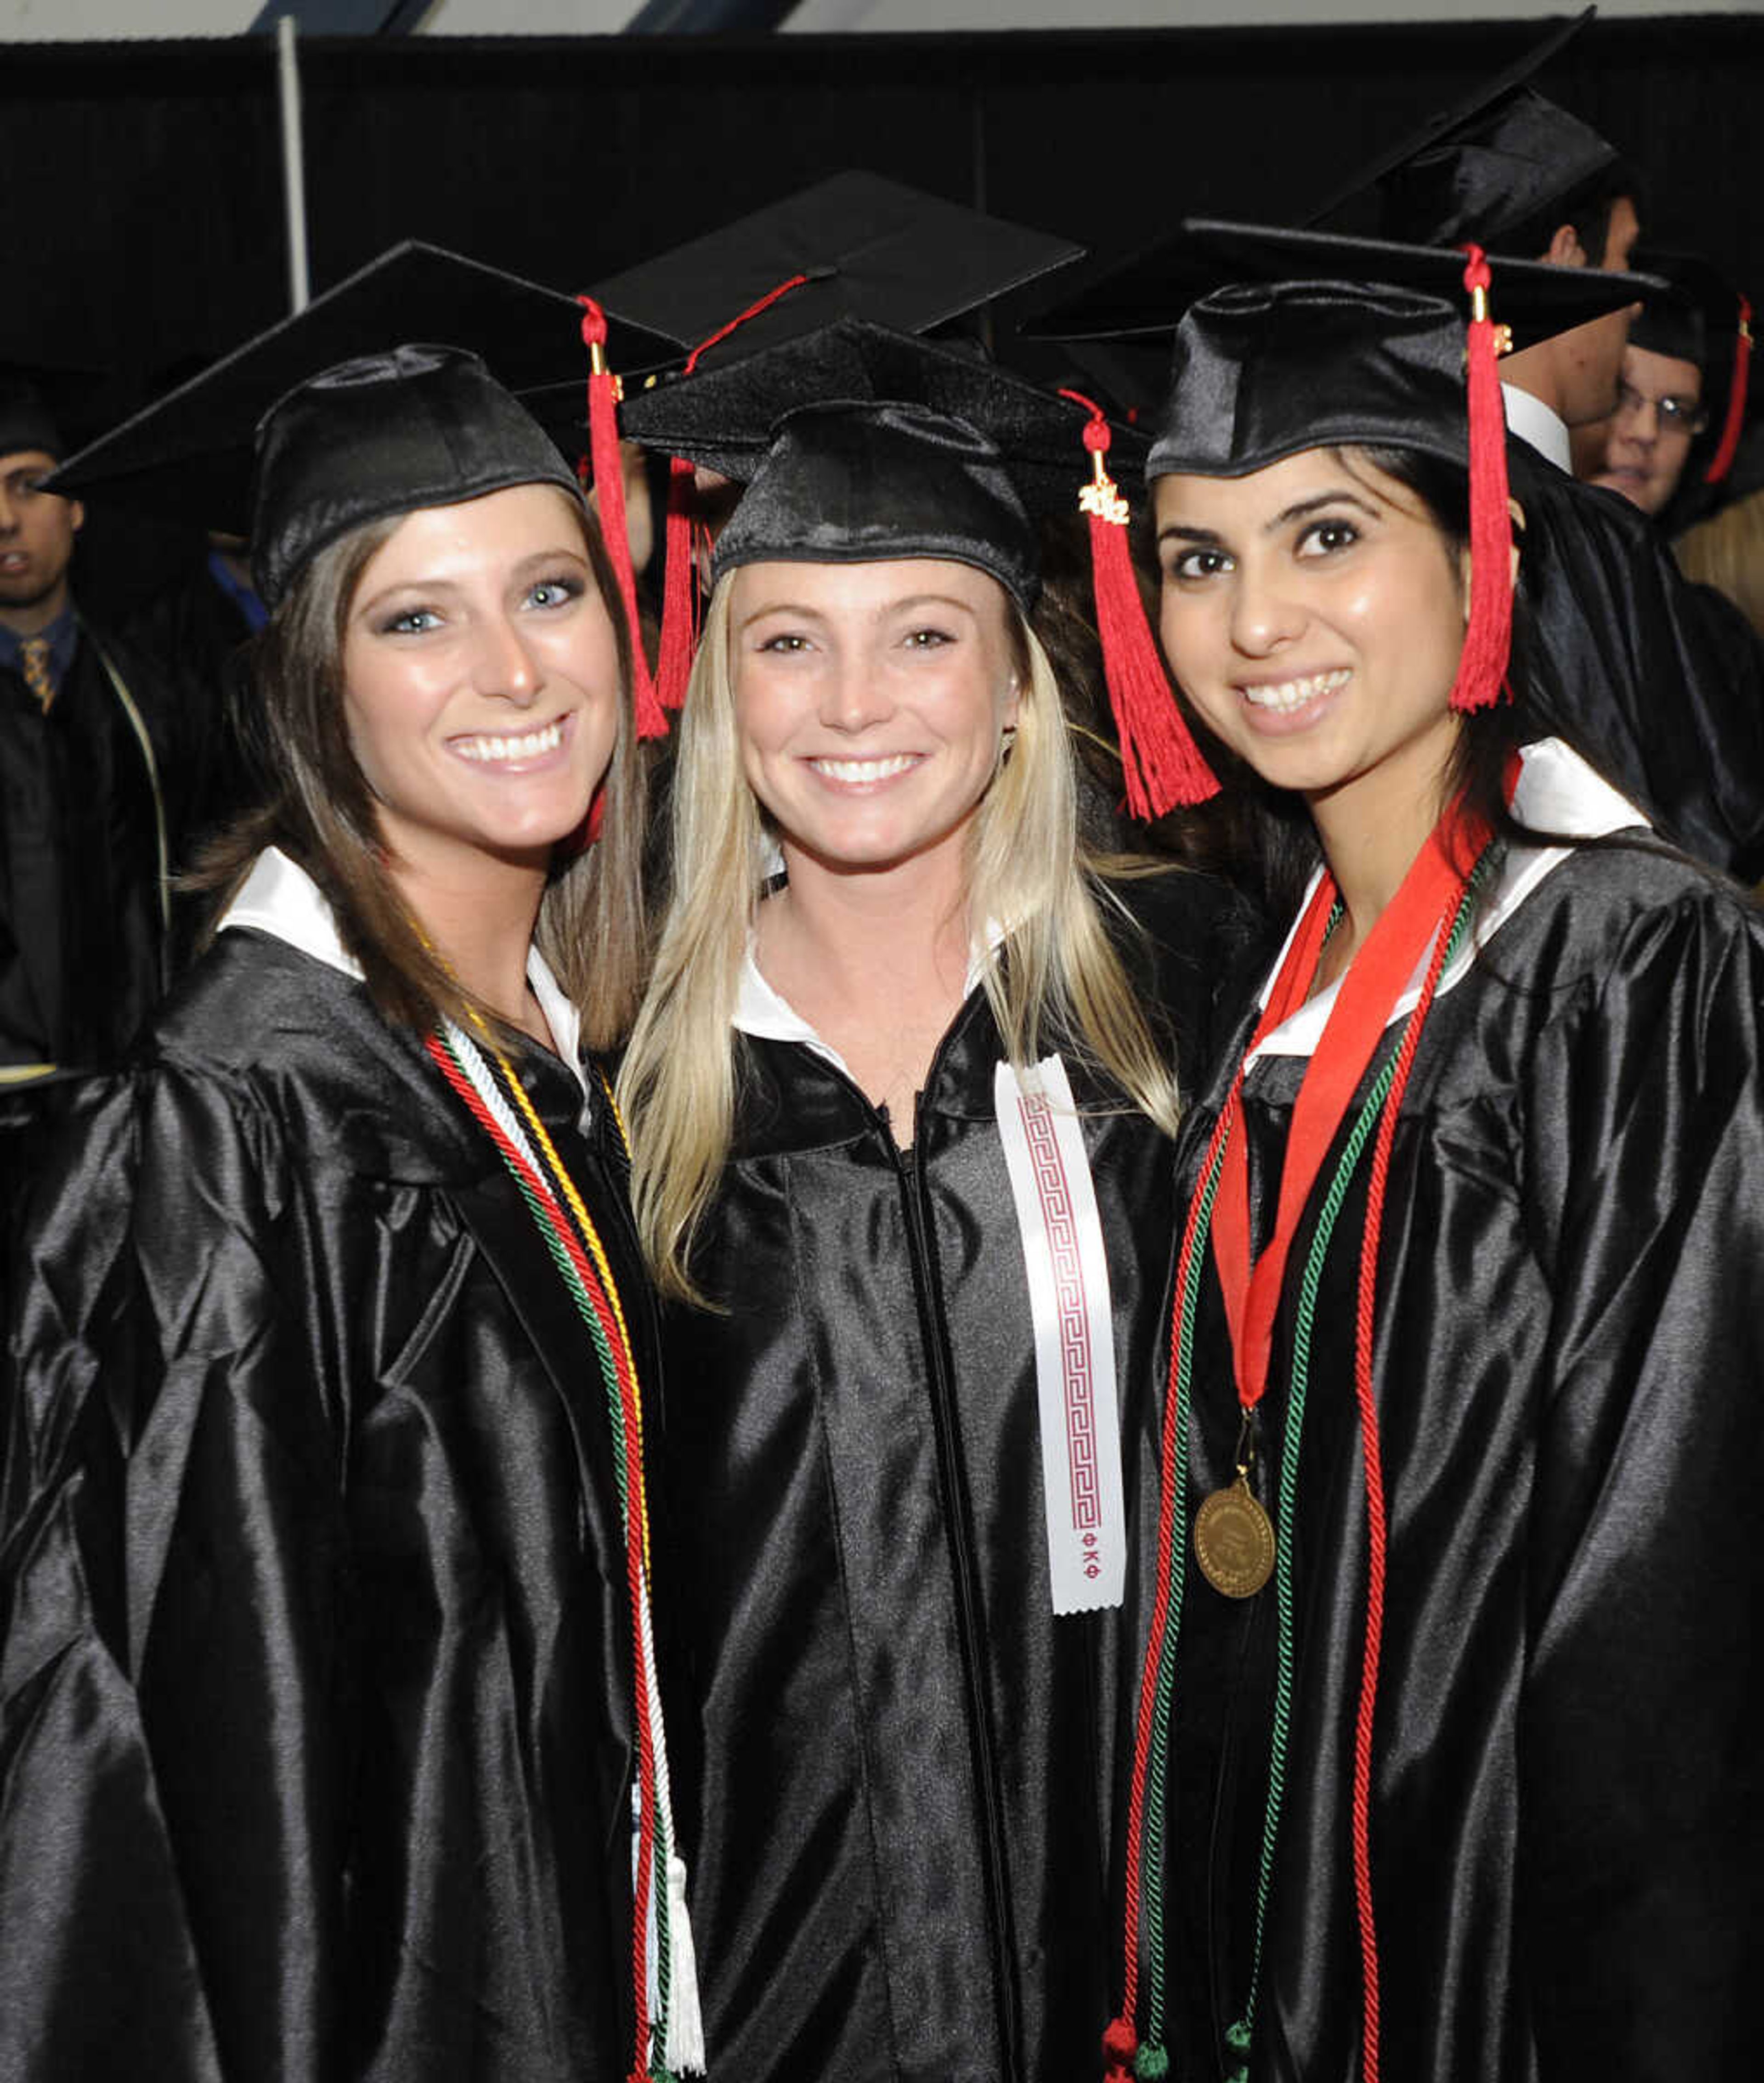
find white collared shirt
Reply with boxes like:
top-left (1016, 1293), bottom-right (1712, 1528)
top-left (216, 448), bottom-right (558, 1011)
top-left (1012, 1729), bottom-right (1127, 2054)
top-left (220, 847), bottom-right (588, 1099)
top-left (1502, 382), bottom-right (1573, 473)
top-left (1243, 738), bottom-right (1648, 1069)
top-left (731, 914), bottom-right (1007, 1082)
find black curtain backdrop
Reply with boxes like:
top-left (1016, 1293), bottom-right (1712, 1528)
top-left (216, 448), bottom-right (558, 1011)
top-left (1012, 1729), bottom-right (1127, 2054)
top-left (3, 14), bottom-right (1759, 398)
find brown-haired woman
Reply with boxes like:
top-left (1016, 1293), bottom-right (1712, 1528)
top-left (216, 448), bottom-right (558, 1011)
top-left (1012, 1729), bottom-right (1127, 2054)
top-left (0, 344), bottom-right (701, 2083)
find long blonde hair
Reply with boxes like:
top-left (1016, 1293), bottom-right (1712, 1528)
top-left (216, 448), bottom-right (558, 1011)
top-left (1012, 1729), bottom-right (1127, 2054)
top-left (1674, 485), bottom-right (1764, 641)
top-left (618, 566), bottom-right (1186, 1300)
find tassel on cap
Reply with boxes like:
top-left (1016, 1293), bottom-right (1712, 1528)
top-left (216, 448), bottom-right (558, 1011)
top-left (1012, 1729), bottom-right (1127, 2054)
top-left (650, 270), bottom-right (814, 714)
top-left (1060, 390), bottom-right (1219, 816)
top-left (1452, 248), bottom-right (1515, 715)
top-left (655, 455), bottom-right (699, 713)
top-left (578, 296), bottom-right (668, 739)
top-left (1705, 294), bottom-right (1753, 485)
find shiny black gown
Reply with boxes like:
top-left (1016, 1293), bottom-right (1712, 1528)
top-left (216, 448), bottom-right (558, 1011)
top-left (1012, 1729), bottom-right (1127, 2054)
top-left (0, 928), bottom-right (659, 2081)
top-left (1155, 763), bottom-right (1764, 2080)
top-left (1510, 441), bottom-right (1764, 879)
top-left (658, 870), bottom-right (1262, 2083)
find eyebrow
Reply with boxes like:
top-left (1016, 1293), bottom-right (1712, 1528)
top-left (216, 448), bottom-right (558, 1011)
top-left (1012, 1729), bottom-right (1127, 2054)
top-left (1158, 486), bottom-right (1384, 544)
top-left (353, 545), bottom-right (588, 618)
top-left (738, 591), bottom-right (982, 631)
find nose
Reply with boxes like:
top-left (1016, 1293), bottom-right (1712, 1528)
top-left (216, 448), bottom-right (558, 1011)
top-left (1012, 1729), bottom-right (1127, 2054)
top-left (817, 651), bottom-right (894, 734)
top-left (469, 610), bottom-right (543, 705)
top-left (1228, 556), bottom-right (1306, 657)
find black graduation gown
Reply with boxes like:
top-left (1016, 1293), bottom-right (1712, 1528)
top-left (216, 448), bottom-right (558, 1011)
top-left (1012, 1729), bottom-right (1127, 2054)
top-left (0, 622), bottom-right (171, 1072)
top-left (1509, 441), bottom-right (1764, 878)
top-left (1156, 835), bottom-right (1764, 2080)
top-left (0, 930), bottom-right (662, 2082)
top-left (658, 870), bottom-right (1263, 2083)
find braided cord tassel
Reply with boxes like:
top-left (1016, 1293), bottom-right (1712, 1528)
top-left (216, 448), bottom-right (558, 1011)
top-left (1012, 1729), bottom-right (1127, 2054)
top-left (426, 1027), bottom-right (703, 2075)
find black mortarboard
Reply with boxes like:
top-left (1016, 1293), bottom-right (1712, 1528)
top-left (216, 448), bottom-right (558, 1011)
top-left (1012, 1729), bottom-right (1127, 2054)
top-left (1133, 220), bottom-right (1649, 480)
top-left (0, 378), bottom-right (65, 464)
top-left (1622, 250), bottom-right (1755, 490)
top-left (1297, 10), bottom-right (1621, 252)
top-left (616, 315), bottom-right (1135, 536)
top-left (0, 358), bottom-right (116, 464)
top-left (47, 242), bottom-right (678, 669)
top-left (584, 169), bottom-right (1083, 372)
top-left (48, 240), bottom-right (675, 542)
top-left (618, 316), bottom-right (1208, 818)
top-left (1117, 220), bottom-right (1651, 760)
top-left (1023, 218), bottom-right (1643, 357)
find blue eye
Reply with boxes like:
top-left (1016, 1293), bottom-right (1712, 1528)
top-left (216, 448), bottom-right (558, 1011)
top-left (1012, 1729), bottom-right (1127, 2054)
top-left (380, 606), bottom-right (442, 635)
top-left (526, 575), bottom-right (583, 610)
top-left (1295, 518), bottom-right (1360, 558)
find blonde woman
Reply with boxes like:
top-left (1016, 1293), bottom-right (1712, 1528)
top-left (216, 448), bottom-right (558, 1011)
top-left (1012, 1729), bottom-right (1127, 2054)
top-left (618, 358), bottom-right (1256, 2083)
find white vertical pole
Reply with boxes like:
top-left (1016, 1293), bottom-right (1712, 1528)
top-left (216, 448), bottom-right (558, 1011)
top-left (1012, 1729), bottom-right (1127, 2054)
top-left (277, 15), bottom-right (311, 314)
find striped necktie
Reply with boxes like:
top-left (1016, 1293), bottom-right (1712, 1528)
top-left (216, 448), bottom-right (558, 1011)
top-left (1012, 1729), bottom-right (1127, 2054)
top-left (18, 635), bottom-right (55, 712)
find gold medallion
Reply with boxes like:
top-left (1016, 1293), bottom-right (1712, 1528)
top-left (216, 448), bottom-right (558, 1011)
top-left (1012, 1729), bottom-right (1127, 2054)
top-left (1194, 1476), bottom-right (1276, 1599)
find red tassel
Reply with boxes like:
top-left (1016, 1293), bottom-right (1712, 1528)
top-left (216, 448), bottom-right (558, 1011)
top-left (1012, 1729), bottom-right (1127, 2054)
top-left (655, 455), bottom-right (698, 712)
top-left (1102, 2013), bottom-right (1139, 2081)
top-left (1705, 296), bottom-right (1752, 485)
top-left (1060, 390), bottom-right (1218, 817)
top-left (578, 295), bottom-right (668, 741)
top-left (1452, 249), bottom-right (1515, 715)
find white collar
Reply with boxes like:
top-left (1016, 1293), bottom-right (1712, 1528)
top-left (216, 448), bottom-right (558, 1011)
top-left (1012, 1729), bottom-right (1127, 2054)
top-left (220, 847), bottom-right (586, 1094)
top-left (1501, 382), bottom-right (1572, 473)
top-left (732, 913), bottom-right (1007, 1075)
top-left (1244, 739), bottom-right (1646, 1067)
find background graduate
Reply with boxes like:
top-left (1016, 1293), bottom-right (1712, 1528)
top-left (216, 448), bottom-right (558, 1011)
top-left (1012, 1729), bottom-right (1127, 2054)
top-left (614, 320), bottom-right (1257, 2083)
top-left (1098, 228), bottom-right (1764, 2083)
top-left (0, 254), bottom-right (703, 2083)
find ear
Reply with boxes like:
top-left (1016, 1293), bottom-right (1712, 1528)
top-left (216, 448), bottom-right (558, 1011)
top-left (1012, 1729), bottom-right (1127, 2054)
top-left (68, 497), bottom-right (85, 537)
top-left (1002, 672), bottom-right (1022, 729)
top-left (1458, 497), bottom-right (1527, 621)
top-left (1543, 221), bottom-right (1588, 270)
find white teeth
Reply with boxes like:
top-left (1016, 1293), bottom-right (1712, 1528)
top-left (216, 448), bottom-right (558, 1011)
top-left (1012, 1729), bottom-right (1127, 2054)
top-left (1241, 669), bottom-right (1350, 712)
top-left (809, 754), bottom-right (919, 782)
top-left (455, 720), bottom-right (563, 763)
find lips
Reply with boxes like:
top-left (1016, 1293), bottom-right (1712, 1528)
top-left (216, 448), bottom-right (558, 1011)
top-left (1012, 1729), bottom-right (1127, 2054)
top-left (804, 753), bottom-right (923, 784)
top-left (1236, 668), bottom-right (1351, 714)
top-left (450, 717), bottom-right (567, 765)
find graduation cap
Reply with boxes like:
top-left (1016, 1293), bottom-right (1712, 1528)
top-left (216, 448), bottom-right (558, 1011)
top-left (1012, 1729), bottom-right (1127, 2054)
top-left (48, 241), bottom-right (679, 726)
top-left (0, 358), bottom-right (116, 464)
top-left (1022, 216), bottom-right (1643, 353)
top-left (1623, 248), bottom-right (1754, 486)
top-left (50, 239), bottom-right (674, 539)
top-left (549, 174), bottom-right (1084, 724)
top-left (582, 169), bottom-right (1083, 372)
top-left (1299, 7), bottom-right (1620, 251)
top-left (1064, 219), bottom-right (1657, 798)
top-left (618, 316), bottom-right (1204, 818)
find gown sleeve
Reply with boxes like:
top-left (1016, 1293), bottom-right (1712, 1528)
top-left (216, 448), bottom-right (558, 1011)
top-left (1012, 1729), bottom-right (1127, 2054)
top-left (1, 1058), bottom-right (355, 2083)
top-left (1516, 880), bottom-right (1764, 2077)
top-left (1511, 452), bottom-right (1764, 878)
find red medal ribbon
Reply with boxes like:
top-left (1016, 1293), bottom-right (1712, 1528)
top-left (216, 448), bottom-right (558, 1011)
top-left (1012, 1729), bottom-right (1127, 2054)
top-left (1211, 815), bottom-right (1483, 1419)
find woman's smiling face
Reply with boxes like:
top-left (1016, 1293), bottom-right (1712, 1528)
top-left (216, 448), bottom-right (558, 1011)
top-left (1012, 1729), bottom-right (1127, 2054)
top-left (340, 482), bottom-right (621, 880)
top-left (1153, 447), bottom-right (1468, 818)
top-left (729, 556), bottom-right (1021, 879)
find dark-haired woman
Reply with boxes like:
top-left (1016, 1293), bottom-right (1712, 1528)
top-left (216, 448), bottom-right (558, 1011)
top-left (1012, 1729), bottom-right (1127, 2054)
top-left (0, 345), bottom-right (701, 2083)
top-left (1103, 259), bottom-right (1764, 2083)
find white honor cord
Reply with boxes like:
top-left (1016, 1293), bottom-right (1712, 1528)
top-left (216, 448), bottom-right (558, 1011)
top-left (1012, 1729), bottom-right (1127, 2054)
top-left (995, 1056), bottom-right (1128, 1615)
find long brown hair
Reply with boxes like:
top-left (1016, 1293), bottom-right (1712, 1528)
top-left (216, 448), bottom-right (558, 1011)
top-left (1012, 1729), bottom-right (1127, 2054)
top-left (198, 488), bottom-right (649, 1050)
